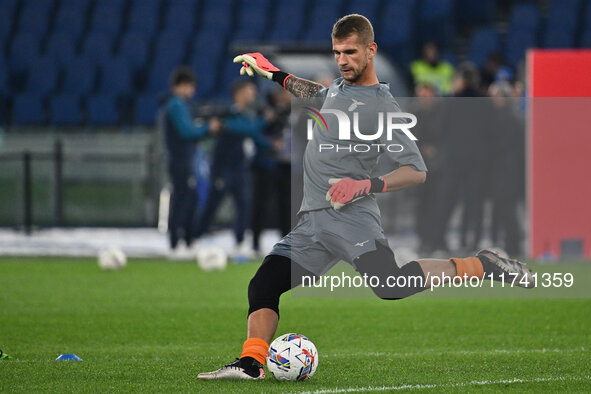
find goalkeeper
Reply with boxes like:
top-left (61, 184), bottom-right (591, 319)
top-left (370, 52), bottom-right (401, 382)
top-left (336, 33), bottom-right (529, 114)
top-left (198, 14), bottom-right (534, 380)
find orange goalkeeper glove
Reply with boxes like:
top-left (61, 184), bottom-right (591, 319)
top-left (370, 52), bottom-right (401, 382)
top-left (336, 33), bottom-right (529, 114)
top-left (326, 177), bottom-right (387, 210)
top-left (233, 52), bottom-right (292, 87)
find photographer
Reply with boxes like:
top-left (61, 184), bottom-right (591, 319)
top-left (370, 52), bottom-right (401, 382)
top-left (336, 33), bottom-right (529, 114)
top-left (160, 66), bottom-right (220, 250)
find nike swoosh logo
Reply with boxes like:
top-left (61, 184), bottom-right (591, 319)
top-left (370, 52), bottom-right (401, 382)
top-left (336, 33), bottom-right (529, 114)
top-left (330, 92), bottom-right (337, 97)
top-left (355, 240), bottom-right (369, 247)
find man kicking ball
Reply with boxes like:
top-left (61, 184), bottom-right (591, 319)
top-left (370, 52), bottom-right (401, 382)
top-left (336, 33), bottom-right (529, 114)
top-left (198, 14), bottom-right (534, 380)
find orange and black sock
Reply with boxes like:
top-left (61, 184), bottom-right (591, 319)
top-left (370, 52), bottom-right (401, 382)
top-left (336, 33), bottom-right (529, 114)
top-left (450, 257), bottom-right (484, 280)
top-left (240, 337), bottom-right (269, 366)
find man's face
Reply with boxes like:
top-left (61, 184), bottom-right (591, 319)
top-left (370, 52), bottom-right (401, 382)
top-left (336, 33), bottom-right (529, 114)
top-left (235, 84), bottom-right (257, 106)
top-left (177, 83), bottom-right (196, 99)
top-left (332, 33), bottom-right (374, 83)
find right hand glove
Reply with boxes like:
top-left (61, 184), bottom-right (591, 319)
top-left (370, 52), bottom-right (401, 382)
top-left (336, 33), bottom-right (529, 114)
top-left (325, 178), bottom-right (370, 210)
top-left (233, 52), bottom-right (280, 80)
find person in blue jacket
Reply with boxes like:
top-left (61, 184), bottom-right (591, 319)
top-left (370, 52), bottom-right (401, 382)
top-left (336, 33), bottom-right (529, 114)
top-left (191, 80), bottom-right (270, 257)
top-left (160, 66), bottom-right (220, 249)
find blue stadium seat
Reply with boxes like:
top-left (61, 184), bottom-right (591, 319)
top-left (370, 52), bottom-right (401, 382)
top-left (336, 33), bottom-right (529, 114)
top-left (118, 32), bottom-right (151, 69)
top-left (9, 33), bottom-right (42, 72)
top-left (146, 58), bottom-right (180, 93)
top-left (269, 0), bottom-right (306, 41)
top-left (95, 0), bottom-right (127, 12)
top-left (59, 0), bottom-right (91, 12)
top-left (24, 57), bottom-right (58, 96)
top-left (233, 8), bottom-right (270, 41)
top-left (456, 0), bottom-right (497, 27)
top-left (153, 32), bottom-right (188, 65)
top-left (49, 94), bottom-right (83, 125)
top-left (62, 57), bottom-right (97, 96)
top-left (0, 0), bottom-right (18, 18)
top-left (80, 32), bottom-right (114, 66)
top-left (13, 94), bottom-right (46, 125)
top-left (304, 0), bottom-right (346, 42)
top-left (467, 27), bottom-right (501, 68)
top-left (505, 29), bottom-right (537, 67)
top-left (88, 5), bottom-right (123, 39)
top-left (378, 0), bottom-right (415, 64)
top-left (508, 3), bottom-right (540, 33)
top-left (233, 0), bottom-right (270, 41)
top-left (87, 95), bottom-right (120, 125)
top-left (346, 0), bottom-right (379, 25)
top-left (45, 32), bottom-right (77, 67)
top-left (200, 0), bottom-right (240, 38)
top-left (98, 57), bottom-right (134, 97)
top-left (53, 8), bottom-right (87, 38)
top-left (0, 9), bottom-right (15, 48)
top-left (580, 29), bottom-right (591, 47)
top-left (127, 5), bottom-right (160, 38)
top-left (544, 29), bottom-right (576, 48)
top-left (134, 94), bottom-right (160, 125)
top-left (0, 60), bottom-right (8, 95)
top-left (584, 0), bottom-right (591, 27)
top-left (16, 5), bottom-right (51, 36)
top-left (163, 4), bottom-right (197, 36)
top-left (419, 0), bottom-right (455, 47)
top-left (190, 49), bottom-right (220, 97)
top-left (168, 0), bottom-right (199, 7)
top-left (20, 0), bottom-right (54, 16)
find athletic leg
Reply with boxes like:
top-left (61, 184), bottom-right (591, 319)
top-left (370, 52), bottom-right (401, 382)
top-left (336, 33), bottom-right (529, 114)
top-left (197, 254), bottom-right (315, 380)
top-left (354, 242), bottom-right (534, 299)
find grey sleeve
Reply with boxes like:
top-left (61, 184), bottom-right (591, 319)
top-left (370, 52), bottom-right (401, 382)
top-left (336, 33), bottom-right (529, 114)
top-left (316, 86), bottom-right (329, 99)
top-left (380, 99), bottom-right (428, 172)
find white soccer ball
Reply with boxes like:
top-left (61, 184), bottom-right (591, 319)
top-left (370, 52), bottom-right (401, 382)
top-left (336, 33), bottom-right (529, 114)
top-left (98, 247), bottom-right (127, 270)
top-left (267, 333), bottom-right (318, 381)
top-left (196, 246), bottom-right (227, 271)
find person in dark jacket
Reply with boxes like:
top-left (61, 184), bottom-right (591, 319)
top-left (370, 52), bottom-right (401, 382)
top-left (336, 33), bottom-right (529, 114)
top-left (251, 88), bottom-right (292, 255)
top-left (192, 80), bottom-right (270, 258)
top-left (160, 66), bottom-right (220, 249)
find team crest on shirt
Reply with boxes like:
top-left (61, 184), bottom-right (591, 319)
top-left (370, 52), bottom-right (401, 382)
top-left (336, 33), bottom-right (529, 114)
top-left (348, 98), bottom-right (365, 111)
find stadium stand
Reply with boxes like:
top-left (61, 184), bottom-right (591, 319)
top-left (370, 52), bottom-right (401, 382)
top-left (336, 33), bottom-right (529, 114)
top-left (49, 94), bottom-right (84, 125)
top-left (3, 0), bottom-right (591, 128)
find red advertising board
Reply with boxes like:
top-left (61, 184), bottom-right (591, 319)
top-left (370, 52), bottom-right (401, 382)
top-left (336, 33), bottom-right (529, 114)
top-left (527, 50), bottom-right (591, 259)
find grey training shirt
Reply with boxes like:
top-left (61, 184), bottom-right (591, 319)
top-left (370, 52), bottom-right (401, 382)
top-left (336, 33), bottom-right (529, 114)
top-left (299, 77), bottom-right (427, 214)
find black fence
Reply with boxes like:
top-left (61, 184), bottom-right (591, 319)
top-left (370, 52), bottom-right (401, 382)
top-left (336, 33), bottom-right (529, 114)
top-left (0, 140), bottom-right (163, 232)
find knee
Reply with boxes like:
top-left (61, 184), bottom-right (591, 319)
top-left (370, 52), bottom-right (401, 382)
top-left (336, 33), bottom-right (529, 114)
top-left (247, 255), bottom-right (291, 316)
top-left (248, 274), bottom-right (280, 315)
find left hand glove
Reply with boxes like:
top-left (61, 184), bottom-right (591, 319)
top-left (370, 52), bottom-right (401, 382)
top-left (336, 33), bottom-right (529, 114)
top-left (326, 178), bottom-right (371, 210)
top-left (233, 52), bottom-right (280, 80)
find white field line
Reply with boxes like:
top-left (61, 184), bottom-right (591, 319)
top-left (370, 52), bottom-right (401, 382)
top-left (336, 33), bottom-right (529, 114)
top-left (323, 347), bottom-right (588, 359)
top-left (299, 376), bottom-right (591, 394)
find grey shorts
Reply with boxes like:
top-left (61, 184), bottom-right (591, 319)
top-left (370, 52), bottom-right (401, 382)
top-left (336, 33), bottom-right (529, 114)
top-left (270, 204), bottom-right (387, 276)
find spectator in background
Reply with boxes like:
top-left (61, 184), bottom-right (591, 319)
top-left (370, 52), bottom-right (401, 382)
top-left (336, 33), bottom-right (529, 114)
top-left (251, 88), bottom-right (292, 256)
top-left (410, 41), bottom-right (454, 95)
top-left (160, 66), bottom-right (220, 251)
top-left (192, 80), bottom-right (270, 259)
top-left (432, 62), bottom-right (492, 252)
top-left (481, 52), bottom-right (506, 89)
top-left (488, 81), bottom-right (524, 255)
top-left (412, 83), bottom-right (445, 253)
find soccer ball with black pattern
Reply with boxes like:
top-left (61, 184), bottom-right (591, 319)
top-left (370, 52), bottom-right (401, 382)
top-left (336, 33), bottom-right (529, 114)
top-left (266, 333), bottom-right (318, 381)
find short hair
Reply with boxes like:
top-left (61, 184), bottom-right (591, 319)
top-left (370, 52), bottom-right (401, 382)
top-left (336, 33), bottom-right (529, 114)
top-left (169, 66), bottom-right (196, 87)
top-left (231, 79), bottom-right (254, 98)
top-left (331, 14), bottom-right (374, 45)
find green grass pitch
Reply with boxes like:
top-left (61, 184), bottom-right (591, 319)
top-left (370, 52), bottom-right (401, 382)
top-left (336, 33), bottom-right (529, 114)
top-left (1, 257), bottom-right (590, 393)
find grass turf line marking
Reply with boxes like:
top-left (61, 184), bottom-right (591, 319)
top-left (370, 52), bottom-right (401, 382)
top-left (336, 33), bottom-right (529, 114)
top-left (323, 347), bottom-right (587, 359)
top-left (300, 376), bottom-right (591, 393)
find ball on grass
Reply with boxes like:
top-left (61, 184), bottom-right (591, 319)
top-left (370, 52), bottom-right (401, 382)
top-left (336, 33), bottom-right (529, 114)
top-left (97, 247), bottom-right (127, 270)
